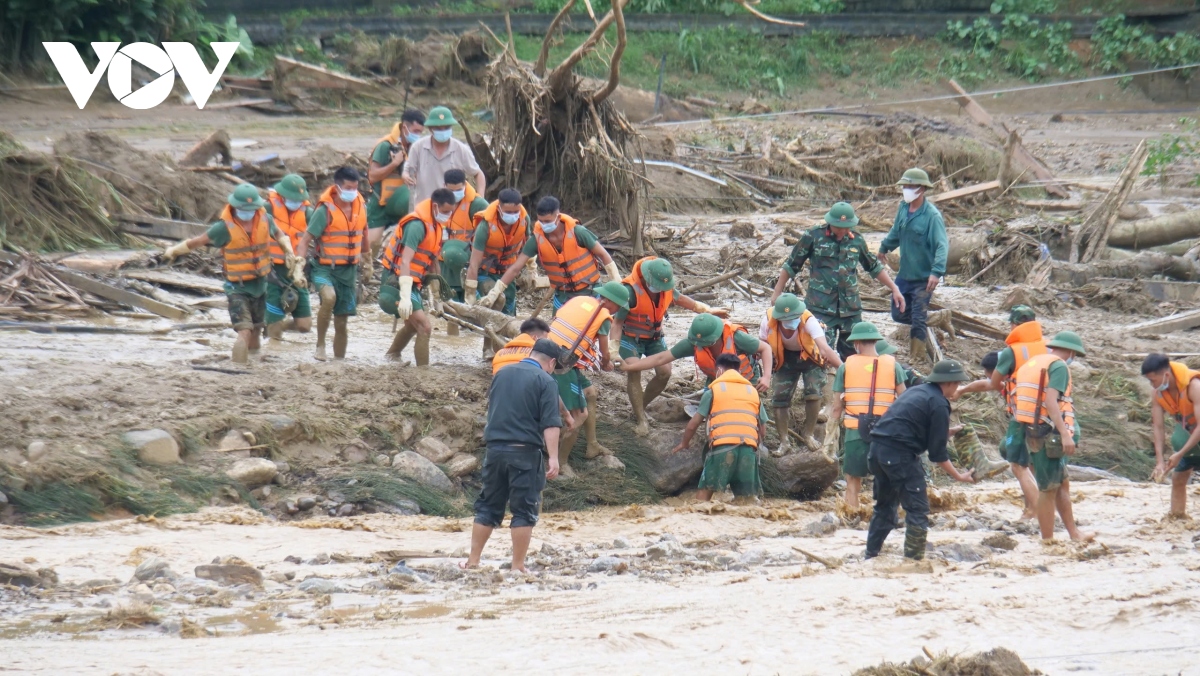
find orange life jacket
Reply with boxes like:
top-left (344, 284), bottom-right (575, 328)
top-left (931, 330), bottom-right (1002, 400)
top-left (474, 201), bottom-right (529, 276)
top-left (1013, 353), bottom-right (1076, 435)
top-left (267, 190), bottom-right (309, 265)
top-left (444, 183), bottom-right (478, 244)
top-left (1003, 321), bottom-right (1048, 416)
top-left (620, 257), bottom-right (674, 341)
top-left (379, 199), bottom-right (443, 287)
top-left (492, 333), bottom-right (537, 374)
top-left (548, 295), bottom-right (611, 371)
top-left (374, 126), bottom-right (407, 207)
top-left (841, 354), bottom-right (898, 429)
top-left (1155, 361), bottom-right (1200, 432)
top-left (707, 369), bottom-right (761, 448)
top-left (763, 308), bottom-right (823, 366)
top-left (535, 215), bottom-right (601, 293)
top-left (314, 186), bottom-right (366, 266)
top-left (693, 322), bottom-right (756, 381)
top-left (218, 205), bottom-right (272, 283)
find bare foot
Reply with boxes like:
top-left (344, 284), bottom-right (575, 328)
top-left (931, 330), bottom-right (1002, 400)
top-left (314, 345), bottom-right (327, 362)
top-left (1070, 531), bottom-right (1097, 543)
top-left (232, 339), bottom-right (249, 364)
top-left (632, 419), bottom-right (650, 437)
top-left (557, 464), bottom-right (576, 479)
top-left (510, 565), bottom-right (528, 574)
top-left (1019, 509), bottom-right (1036, 521)
top-left (584, 443), bottom-right (611, 459)
top-left (458, 560), bottom-right (479, 570)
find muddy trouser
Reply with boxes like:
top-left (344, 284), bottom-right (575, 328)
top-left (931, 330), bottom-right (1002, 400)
top-left (866, 447), bottom-right (929, 557)
top-left (473, 445), bottom-right (547, 528)
top-left (892, 277), bottom-right (931, 342)
top-left (811, 311), bottom-right (859, 361)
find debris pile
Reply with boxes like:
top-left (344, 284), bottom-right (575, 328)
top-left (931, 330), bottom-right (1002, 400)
top-left (853, 647), bottom-right (1042, 676)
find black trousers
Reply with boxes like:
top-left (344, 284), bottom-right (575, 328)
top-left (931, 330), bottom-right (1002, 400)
top-left (865, 449), bottom-right (930, 556)
top-left (473, 447), bottom-right (546, 529)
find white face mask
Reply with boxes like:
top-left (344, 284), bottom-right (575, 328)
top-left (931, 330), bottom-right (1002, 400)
top-left (539, 219), bottom-right (558, 233)
top-left (432, 129), bottom-right (453, 143)
top-left (434, 211), bottom-right (451, 224)
top-left (902, 187), bottom-right (921, 204)
top-left (782, 318), bottom-right (801, 330)
top-left (451, 189), bottom-right (466, 202)
top-left (234, 208), bottom-right (257, 221)
top-left (338, 188), bottom-right (358, 203)
top-left (284, 199), bottom-right (303, 212)
top-left (500, 211), bottom-right (521, 225)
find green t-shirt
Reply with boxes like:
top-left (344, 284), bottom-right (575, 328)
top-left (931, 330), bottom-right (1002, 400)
top-left (472, 215), bottom-right (533, 251)
top-left (669, 330), bottom-right (761, 360)
top-left (369, 140), bottom-right (403, 203)
top-left (521, 225), bottom-right (599, 258)
top-left (465, 196), bottom-right (489, 220)
top-left (995, 346), bottom-right (1016, 377)
top-left (207, 217), bottom-right (279, 297)
top-left (697, 388), bottom-right (770, 423)
top-left (833, 359), bottom-right (909, 443)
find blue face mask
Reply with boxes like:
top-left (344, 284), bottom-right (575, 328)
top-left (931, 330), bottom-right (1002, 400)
top-left (452, 189), bottom-right (465, 202)
top-left (500, 211), bottom-right (520, 225)
top-left (1157, 380), bottom-right (1170, 393)
top-left (539, 219), bottom-right (558, 234)
top-left (782, 317), bottom-right (801, 330)
top-left (405, 132), bottom-right (421, 144)
top-left (1065, 356), bottom-right (1075, 365)
top-left (284, 199), bottom-right (303, 212)
top-left (339, 188), bottom-right (358, 203)
top-left (234, 208), bottom-right (257, 221)
top-left (432, 129), bottom-right (453, 143)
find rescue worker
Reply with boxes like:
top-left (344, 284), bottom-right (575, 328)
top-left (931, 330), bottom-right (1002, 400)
top-left (1143, 353), bottom-right (1200, 518)
top-left (479, 196), bottom-right (622, 314)
top-left (877, 168), bottom-right (948, 366)
top-left (610, 256), bottom-right (728, 436)
top-left (771, 201), bottom-right (905, 360)
top-left (620, 314), bottom-right (773, 394)
top-left (404, 106), bottom-right (485, 211)
top-left (954, 305), bottom-right (1046, 519)
top-left (296, 167), bottom-right (370, 362)
top-left (760, 293), bottom-right (841, 455)
top-left (465, 188), bottom-right (530, 317)
top-left (163, 184), bottom-right (304, 364)
top-left (378, 188), bottom-right (455, 366)
top-left (1012, 331), bottom-right (1094, 542)
top-left (366, 109), bottom-right (424, 253)
top-left (672, 354), bottom-right (770, 503)
top-left (546, 281), bottom-right (630, 476)
top-left (876, 340), bottom-right (922, 388)
top-left (439, 168), bottom-right (489, 337)
top-left (494, 318), bottom-right (575, 432)
top-left (865, 360), bottom-right (976, 560)
top-left (264, 174), bottom-right (313, 343)
top-left (831, 322), bottom-right (908, 511)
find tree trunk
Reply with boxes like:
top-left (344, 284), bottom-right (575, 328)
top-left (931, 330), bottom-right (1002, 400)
top-left (1108, 210), bottom-right (1200, 249)
top-left (1050, 251), bottom-right (1200, 285)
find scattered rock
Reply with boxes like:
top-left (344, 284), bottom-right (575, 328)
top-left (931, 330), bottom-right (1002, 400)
top-left (297, 496), bottom-right (317, 511)
top-left (297, 577), bottom-right (344, 594)
top-left (25, 440), bottom-right (49, 462)
top-left (392, 418), bottom-right (416, 443)
top-left (218, 429), bottom-right (252, 453)
top-left (284, 555), bottom-right (302, 564)
top-left (251, 485), bottom-right (272, 500)
top-left (612, 537), bottom-right (630, 549)
top-left (274, 460), bottom-right (291, 474)
top-left (384, 498), bottom-right (421, 515)
top-left (384, 572), bottom-right (427, 590)
top-left (151, 582), bottom-right (175, 594)
top-left (336, 503), bottom-right (356, 517)
top-left (766, 451), bottom-right (840, 499)
top-left (306, 553), bottom-right (332, 565)
top-left (1068, 361), bottom-right (1092, 383)
top-left (646, 540), bottom-right (686, 560)
top-left (374, 453), bottom-right (391, 467)
top-left (929, 542), bottom-right (992, 563)
top-left (122, 429), bottom-right (180, 465)
top-left (1067, 465), bottom-right (1128, 482)
top-left (195, 564), bottom-right (263, 587)
top-left (391, 451), bottom-right (454, 492)
top-left (268, 572), bottom-right (296, 583)
top-left (954, 517), bottom-right (980, 531)
top-left (803, 513), bottom-right (839, 537)
top-left (225, 458), bottom-right (278, 487)
top-left (588, 556), bottom-right (628, 573)
top-left (341, 442), bottom-right (371, 464)
top-left (445, 453), bottom-right (480, 477)
top-left (0, 562), bottom-right (46, 587)
top-left (645, 397), bottom-right (691, 423)
top-left (982, 533), bottom-right (1019, 551)
top-left (284, 498), bottom-right (298, 514)
top-left (645, 427), bottom-right (704, 494)
top-left (0, 491), bottom-right (7, 504)
top-left (593, 455), bottom-right (626, 471)
top-left (414, 437), bottom-right (456, 464)
top-left (740, 549), bottom-right (768, 565)
top-left (262, 414), bottom-right (302, 443)
top-left (728, 221), bottom-right (757, 238)
top-left (133, 558), bottom-right (174, 582)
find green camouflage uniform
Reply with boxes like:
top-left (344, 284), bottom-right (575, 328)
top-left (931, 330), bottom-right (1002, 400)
top-left (782, 226), bottom-right (884, 359)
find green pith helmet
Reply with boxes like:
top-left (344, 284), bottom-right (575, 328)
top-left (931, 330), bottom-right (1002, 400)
top-left (824, 201), bottom-right (860, 228)
top-left (1009, 304), bottom-right (1036, 325)
top-left (1047, 330), bottom-right (1086, 356)
top-left (228, 184), bottom-right (266, 209)
top-left (846, 321), bottom-right (884, 343)
top-left (689, 313), bottom-right (724, 347)
top-left (596, 280), bottom-right (631, 309)
top-left (773, 293), bottom-right (806, 321)
top-left (440, 239), bottom-right (470, 271)
top-left (927, 359), bottom-right (969, 383)
top-left (273, 174), bottom-right (309, 202)
top-left (897, 167), bottom-right (934, 188)
top-left (876, 340), bottom-right (897, 356)
top-left (427, 106), bottom-right (456, 127)
top-left (642, 258), bottom-right (675, 292)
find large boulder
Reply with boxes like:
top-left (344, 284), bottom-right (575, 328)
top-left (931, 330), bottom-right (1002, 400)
top-left (391, 451), bottom-right (454, 492)
top-left (261, 414), bottom-right (302, 443)
top-left (195, 564), bottom-right (263, 586)
top-left (764, 450), bottom-right (839, 499)
top-left (226, 458), bottom-right (279, 487)
top-left (122, 429), bottom-right (180, 465)
top-left (445, 453), bottom-right (480, 477)
top-left (644, 427), bottom-right (704, 494)
top-left (413, 437), bottom-right (455, 464)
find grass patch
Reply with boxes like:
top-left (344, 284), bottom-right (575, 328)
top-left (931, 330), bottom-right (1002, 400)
top-left (319, 468), bottom-right (470, 517)
top-left (543, 420), bottom-right (662, 511)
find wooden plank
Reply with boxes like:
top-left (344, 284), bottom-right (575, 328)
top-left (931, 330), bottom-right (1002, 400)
top-left (1020, 199), bottom-right (1083, 211)
top-left (53, 250), bottom-right (146, 274)
top-left (1125, 308), bottom-right (1200, 335)
top-left (112, 214), bottom-right (208, 241)
top-left (204, 97), bottom-right (274, 110)
top-left (929, 180), bottom-right (1001, 203)
top-left (51, 268), bottom-right (191, 320)
top-left (122, 269), bottom-right (226, 295)
top-left (274, 55), bottom-right (377, 90)
top-left (640, 160), bottom-right (728, 186)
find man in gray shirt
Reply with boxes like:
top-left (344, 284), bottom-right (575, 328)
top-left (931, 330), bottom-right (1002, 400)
top-left (463, 339), bottom-right (563, 573)
top-left (404, 106), bottom-right (486, 212)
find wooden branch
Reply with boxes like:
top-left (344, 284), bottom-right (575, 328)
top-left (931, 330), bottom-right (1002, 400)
top-left (546, 0), bottom-right (628, 93)
top-left (534, 0), bottom-right (578, 77)
top-left (111, 213), bottom-right (208, 241)
top-left (928, 180), bottom-right (1001, 203)
top-left (738, 0), bottom-right (806, 26)
top-left (1076, 140), bottom-right (1148, 264)
top-left (1125, 309), bottom-right (1200, 335)
top-left (590, 0), bottom-right (626, 105)
top-left (791, 546), bottom-right (839, 569)
top-left (961, 241), bottom-right (1020, 285)
top-left (680, 265), bottom-right (747, 295)
top-left (50, 269), bottom-right (191, 320)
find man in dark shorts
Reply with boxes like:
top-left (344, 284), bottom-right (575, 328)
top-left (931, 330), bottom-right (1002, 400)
top-left (464, 339), bottom-right (563, 573)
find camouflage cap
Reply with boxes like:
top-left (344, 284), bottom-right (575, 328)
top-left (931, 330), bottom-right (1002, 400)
top-left (823, 201), bottom-right (860, 229)
top-left (689, 313), bottom-right (724, 347)
top-left (228, 183), bottom-right (266, 209)
top-left (1008, 305), bottom-right (1036, 325)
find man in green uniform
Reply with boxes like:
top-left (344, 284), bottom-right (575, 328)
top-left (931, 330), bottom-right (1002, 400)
top-left (465, 188), bottom-right (531, 318)
top-left (366, 109), bottom-right (425, 254)
top-left (439, 168), bottom-right (489, 336)
top-left (163, 184), bottom-right (304, 364)
top-left (264, 174), bottom-right (313, 343)
top-left (620, 313), bottom-right (773, 393)
top-left (877, 168), bottom-right (949, 366)
top-left (772, 202), bottom-right (905, 360)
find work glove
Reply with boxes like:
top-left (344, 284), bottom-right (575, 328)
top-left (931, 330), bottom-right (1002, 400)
top-left (163, 241), bottom-right (191, 261)
top-left (427, 277), bottom-right (443, 313)
top-left (397, 275), bottom-right (415, 320)
top-left (604, 261), bottom-right (622, 284)
top-left (286, 254), bottom-right (307, 286)
top-left (479, 280), bottom-right (506, 309)
top-left (692, 301), bottom-right (730, 317)
top-left (608, 344), bottom-right (622, 366)
top-left (534, 274), bottom-right (551, 289)
top-left (464, 278), bottom-right (479, 305)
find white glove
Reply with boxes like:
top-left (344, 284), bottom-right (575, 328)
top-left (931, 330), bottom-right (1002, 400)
top-left (608, 345), bottom-right (622, 365)
top-left (397, 275), bottom-right (414, 320)
top-left (163, 241), bottom-right (191, 261)
top-left (480, 280), bottom-right (506, 309)
top-left (693, 301), bottom-right (712, 314)
top-left (534, 274), bottom-right (551, 289)
top-left (604, 261), bottom-right (622, 284)
top-left (464, 278), bottom-right (478, 305)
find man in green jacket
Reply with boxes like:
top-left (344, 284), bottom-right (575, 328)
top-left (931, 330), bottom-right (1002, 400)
top-left (877, 168), bottom-right (949, 366)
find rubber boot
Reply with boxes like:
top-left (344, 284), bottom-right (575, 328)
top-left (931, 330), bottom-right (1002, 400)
top-left (772, 407), bottom-right (791, 457)
top-left (958, 426), bottom-right (1009, 480)
top-left (414, 332), bottom-right (430, 367)
top-left (583, 388), bottom-right (611, 459)
top-left (232, 336), bottom-right (249, 364)
top-left (909, 337), bottom-right (928, 367)
top-left (627, 372), bottom-right (650, 437)
top-left (903, 524), bottom-right (928, 560)
top-left (314, 287), bottom-right (335, 361)
top-left (800, 399), bottom-right (822, 451)
top-left (387, 325), bottom-right (416, 361)
top-left (333, 316), bottom-right (348, 359)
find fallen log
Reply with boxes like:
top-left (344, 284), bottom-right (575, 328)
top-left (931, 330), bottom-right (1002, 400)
top-left (1124, 309), bottom-right (1200, 335)
top-left (51, 268), bottom-right (192, 320)
top-left (112, 213), bottom-right (208, 241)
top-left (1070, 139), bottom-right (1148, 263)
top-left (178, 129), bottom-right (232, 167)
top-left (928, 180), bottom-right (1000, 204)
top-left (443, 299), bottom-right (523, 338)
top-left (1108, 210), bottom-right (1200, 250)
top-left (1049, 251), bottom-right (1200, 285)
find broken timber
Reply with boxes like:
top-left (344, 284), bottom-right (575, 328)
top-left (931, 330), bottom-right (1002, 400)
top-left (112, 214), bottom-right (208, 241)
top-left (1124, 309), bottom-right (1200, 336)
top-left (944, 79), bottom-right (1068, 198)
top-left (51, 268), bottom-right (191, 320)
top-left (1070, 139), bottom-right (1149, 264)
top-left (928, 180), bottom-right (1001, 203)
top-left (122, 269), bottom-right (226, 295)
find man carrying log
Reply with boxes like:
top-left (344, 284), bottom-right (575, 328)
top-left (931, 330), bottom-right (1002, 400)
top-left (264, 174), bottom-right (313, 344)
top-left (404, 106), bottom-right (486, 211)
top-left (1143, 353), bottom-right (1200, 518)
top-left (438, 169), bottom-right (489, 337)
top-left (609, 256), bottom-right (727, 436)
top-left (760, 293), bottom-right (841, 455)
top-left (378, 189), bottom-right (455, 366)
top-left (1012, 331), bottom-right (1094, 542)
top-left (672, 354), bottom-right (770, 503)
top-left (877, 169), bottom-right (949, 366)
top-left (465, 188), bottom-right (531, 317)
top-left (296, 167), bottom-right (370, 362)
top-left (479, 196), bottom-right (622, 315)
top-left (621, 314), bottom-right (773, 393)
top-left (771, 202), bottom-right (905, 360)
top-left (366, 109), bottom-right (424, 253)
top-left (164, 184), bottom-right (305, 364)
top-left (546, 282), bottom-right (631, 476)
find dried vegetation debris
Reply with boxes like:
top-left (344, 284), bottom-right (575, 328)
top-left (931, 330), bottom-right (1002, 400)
top-left (853, 647), bottom-right (1042, 676)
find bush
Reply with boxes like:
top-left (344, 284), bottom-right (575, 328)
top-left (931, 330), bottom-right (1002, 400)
top-left (1092, 14), bottom-right (1200, 74)
top-left (940, 5), bottom-right (1078, 82)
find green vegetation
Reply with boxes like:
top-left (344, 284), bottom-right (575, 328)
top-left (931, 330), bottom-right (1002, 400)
top-left (320, 468), bottom-right (470, 517)
top-left (1143, 118), bottom-right (1200, 186)
top-left (940, 3), bottom-right (1078, 84)
top-left (543, 420), bottom-right (662, 511)
top-left (1091, 14), bottom-right (1200, 73)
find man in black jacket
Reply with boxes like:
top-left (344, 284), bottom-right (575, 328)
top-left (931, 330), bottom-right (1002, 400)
top-left (866, 359), bottom-right (976, 560)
